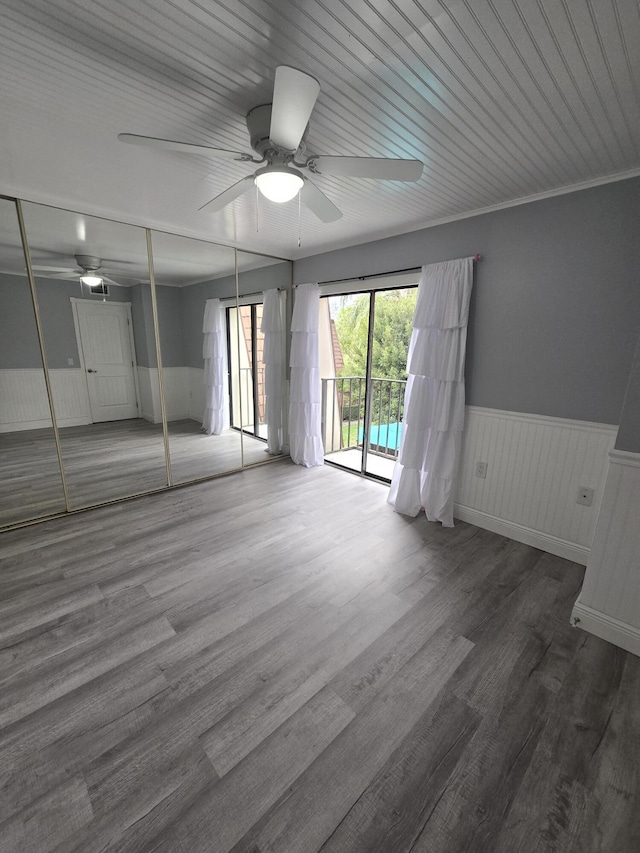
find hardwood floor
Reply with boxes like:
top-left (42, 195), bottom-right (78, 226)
top-left (0, 419), bottom-right (272, 526)
top-left (0, 461), bottom-right (638, 852)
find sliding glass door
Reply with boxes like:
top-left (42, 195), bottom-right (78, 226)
top-left (321, 285), bottom-right (417, 482)
top-left (228, 302), bottom-right (266, 440)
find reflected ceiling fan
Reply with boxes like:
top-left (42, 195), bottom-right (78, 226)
top-left (119, 66), bottom-right (423, 222)
top-left (32, 254), bottom-right (140, 289)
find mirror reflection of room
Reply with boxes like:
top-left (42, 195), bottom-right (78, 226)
top-left (20, 202), bottom-right (168, 509)
top-left (235, 250), bottom-right (289, 459)
top-left (150, 234), bottom-right (289, 484)
top-left (0, 198), bottom-right (291, 530)
top-left (0, 198), bottom-right (67, 525)
top-left (149, 230), bottom-right (243, 483)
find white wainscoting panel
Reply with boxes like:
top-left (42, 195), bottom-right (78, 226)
top-left (49, 369), bottom-right (91, 423)
top-left (455, 407), bottom-right (617, 564)
top-left (138, 367), bottom-right (201, 424)
top-left (572, 451), bottom-right (640, 656)
top-left (162, 367), bottom-right (190, 422)
top-left (0, 368), bottom-right (90, 431)
top-left (137, 366), bottom-right (161, 423)
top-left (189, 367), bottom-right (205, 423)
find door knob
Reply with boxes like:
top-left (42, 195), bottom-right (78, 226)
top-left (87, 368), bottom-right (97, 373)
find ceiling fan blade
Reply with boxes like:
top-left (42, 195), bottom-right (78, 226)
top-left (31, 264), bottom-right (75, 273)
top-left (101, 257), bottom-right (139, 266)
top-left (300, 179), bottom-right (342, 223)
top-left (199, 175), bottom-right (254, 213)
top-left (269, 66), bottom-right (320, 152)
top-left (34, 270), bottom-right (76, 280)
top-left (310, 156), bottom-right (423, 182)
top-left (118, 133), bottom-right (252, 161)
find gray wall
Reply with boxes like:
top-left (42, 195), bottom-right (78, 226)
top-left (129, 283), bottom-right (153, 368)
top-left (293, 178), bottom-right (640, 426)
top-left (3, 259), bottom-right (291, 378)
top-left (0, 275), bottom-right (155, 371)
top-left (615, 334), bottom-right (640, 453)
top-left (0, 274), bottom-right (43, 369)
top-left (180, 277), bottom-right (233, 370)
top-left (155, 285), bottom-right (184, 369)
top-left (36, 279), bottom-right (135, 370)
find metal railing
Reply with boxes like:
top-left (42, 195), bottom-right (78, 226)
top-left (321, 376), bottom-right (406, 459)
top-left (236, 366), bottom-right (266, 431)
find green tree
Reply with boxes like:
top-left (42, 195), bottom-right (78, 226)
top-left (335, 289), bottom-right (417, 380)
top-left (333, 290), bottom-right (417, 443)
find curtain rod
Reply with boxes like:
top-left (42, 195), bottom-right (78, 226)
top-left (315, 254), bottom-right (481, 286)
top-left (231, 285), bottom-right (287, 300)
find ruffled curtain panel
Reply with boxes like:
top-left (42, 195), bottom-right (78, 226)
top-left (388, 257), bottom-right (473, 526)
top-left (202, 298), bottom-right (229, 435)
top-left (261, 289), bottom-right (285, 455)
top-left (289, 283), bottom-right (324, 467)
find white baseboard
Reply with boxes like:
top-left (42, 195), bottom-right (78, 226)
top-left (571, 600), bottom-right (640, 657)
top-left (453, 503), bottom-right (590, 565)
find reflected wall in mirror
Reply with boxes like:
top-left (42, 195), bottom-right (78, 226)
top-left (0, 198), bottom-right (66, 526)
top-left (149, 230), bottom-right (242, 483)
top-left (20, 202), bottom-right (168, 508)
top-left (235, 252), bottom-right (291, 461)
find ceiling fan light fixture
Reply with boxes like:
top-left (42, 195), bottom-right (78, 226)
top-left (80, 274), bottom-right (103, 287)
top-left (254, 166), bottom-right (304, 203)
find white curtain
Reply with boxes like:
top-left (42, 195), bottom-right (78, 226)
top-left (202, 298), bottom-right (229, 435)
top-left (289, 283), bottom-right (324, 467)
top-left (388, 257), bottom-right (473, 526)
top-left (261, 289), bottom-right (285, 454)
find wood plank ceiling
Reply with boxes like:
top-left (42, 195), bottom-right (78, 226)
top-left (0, 0), bottom-right (639, 260)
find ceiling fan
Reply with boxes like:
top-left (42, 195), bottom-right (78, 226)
top-left (118, 66), bottom-right (424, 222)
top-left (32, 254), bottom-right (139, 288)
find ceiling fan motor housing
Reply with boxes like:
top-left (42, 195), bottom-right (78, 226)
top-left (246, 103), bottom-right (307, 159)
top-left (246, 104), bottom-right (275, 157)
top-left (75, 254), bottom-right (102, 272)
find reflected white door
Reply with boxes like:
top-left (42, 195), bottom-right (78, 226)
top-left (74, 301), bottom-right (139, 422)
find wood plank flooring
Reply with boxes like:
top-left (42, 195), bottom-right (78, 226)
top-left (0, 419), bottom-right (272, 526)
top-left (0, 461), bottom-right (638, 852)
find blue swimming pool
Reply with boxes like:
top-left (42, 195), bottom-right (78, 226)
top-left (358, 421), bottom-right (403, 451)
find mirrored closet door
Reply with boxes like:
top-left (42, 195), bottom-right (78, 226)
top-left (233, 251), bottom-right (291, 464)
top-left (149, 230), bottom-right (242, 484)
top-left (0, 198), bottom-right (67, 525)
top-left (21, 202), bottom-right (168, 509)
top-left (0, 197), bottom-right (291, 531)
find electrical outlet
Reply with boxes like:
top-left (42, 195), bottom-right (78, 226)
top-left (577, 486), bottom-right (594, 507)
top-left (475, 461), bottom-right (488, 479)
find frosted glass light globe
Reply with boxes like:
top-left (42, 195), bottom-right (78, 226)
top-left (254, 168), bottom-right (304, 203)
top-left (80, 274), bottom-right (103, 287)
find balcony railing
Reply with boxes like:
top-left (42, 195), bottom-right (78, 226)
top-left (321, 376), bottom-right (406, 459)
top-left (234, 366), bottom-right (266, 433)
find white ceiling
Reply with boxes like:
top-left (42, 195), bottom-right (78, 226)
top-left (1, 0), bottom-right (639, 261)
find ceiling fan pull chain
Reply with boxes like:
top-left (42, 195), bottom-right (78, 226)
top-left (255, 182), bottom-right (260, 232)
top-left (298, 192), bottom-right (302, 248)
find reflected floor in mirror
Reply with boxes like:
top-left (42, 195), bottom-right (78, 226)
top-left (0, 428), bottom-right (67, 525)
top-left (167, 419), bottom-right (271, 483)
top-left (0, 420), bottom-right (273, 525)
